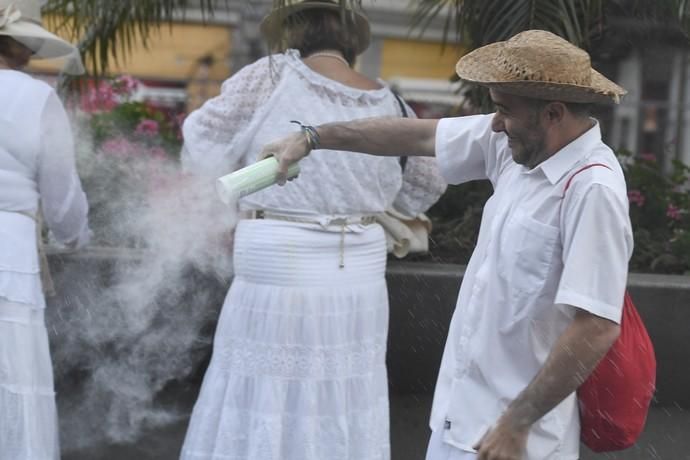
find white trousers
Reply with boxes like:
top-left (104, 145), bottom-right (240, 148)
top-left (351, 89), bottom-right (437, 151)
top-left (426, 429), bottom-right (478, 460)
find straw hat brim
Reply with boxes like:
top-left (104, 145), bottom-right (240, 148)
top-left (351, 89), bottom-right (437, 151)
top-left (455, 41), bottom-right (627, 104)
top-left (260, 1), bottom-right (370, 55)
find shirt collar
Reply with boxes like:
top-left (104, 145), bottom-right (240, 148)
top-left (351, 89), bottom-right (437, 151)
top-left (532, 119), bottom-right (602, 185)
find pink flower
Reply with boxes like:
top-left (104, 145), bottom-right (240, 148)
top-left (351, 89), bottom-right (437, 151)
top-left (639, 153), bottom-right (657, 163)
top-left (101, 136), bottom-right (137, 158)
top-left (667, 204), bottom-right (682, 221)
top-left (113, 75), bottom-right (140, 96)
top-left (148, 146), bottom-right (168, 159)
top-left (80, 81), bottom-right (117, 113)
top-left (135, 119), bottom-right (160, 137)
top-left (628, 190), bottom-right (646, 207)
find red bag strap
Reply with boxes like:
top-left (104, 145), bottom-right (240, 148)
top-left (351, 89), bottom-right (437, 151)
top-left (562, 163), bottom-right (612, 198)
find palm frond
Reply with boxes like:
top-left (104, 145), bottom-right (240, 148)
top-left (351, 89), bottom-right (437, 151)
top-left (44, 0), bottom-right (225, 76)
top-left (411, 0), bottom-right (606, 51)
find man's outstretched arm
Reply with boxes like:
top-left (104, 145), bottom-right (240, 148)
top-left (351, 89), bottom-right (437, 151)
top-left (260, 117), bottom-right (439, 184)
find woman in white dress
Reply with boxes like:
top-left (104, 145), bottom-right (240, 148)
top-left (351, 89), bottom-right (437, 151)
top-left (179, 1), bottom-right (446, 459)
top-left (0, 1), bottom-right (89, 458)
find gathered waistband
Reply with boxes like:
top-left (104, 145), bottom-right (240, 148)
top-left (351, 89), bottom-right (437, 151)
top-left (240, 210), bottom-right (380, 269)
top-left (233, 219), bottom-right (386, 287)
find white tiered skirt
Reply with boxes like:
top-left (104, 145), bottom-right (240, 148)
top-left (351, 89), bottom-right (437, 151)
top-left (0, 301), bottom-right (59, 460)
top-left (180, 219), bottom-right (391, 460)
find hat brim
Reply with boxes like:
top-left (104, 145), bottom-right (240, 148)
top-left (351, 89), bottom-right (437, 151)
top-left (455, 41), bottom-right (627, 105)
top-left (260, 1), bottom-right (370, 55)
top-left (0, 20), bottom-right (84, 74)
top-left (0, 20), bottom-right (76, 59)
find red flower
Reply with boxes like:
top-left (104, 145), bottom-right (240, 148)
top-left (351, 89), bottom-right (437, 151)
top-left (667, 204), bottom-right (682, 221)
top-left (628, 190), bottom-right (646, 207)
top-left (135, 119), bottom-right (160, 137)
top-left (101, 136), bottom-right (138, 158)
top-left (80, 80), bottom-right (117, 113)
top-left (112, 75), bottom-right (140, 96)
top-left (639, 153), bottom-right (657, 163)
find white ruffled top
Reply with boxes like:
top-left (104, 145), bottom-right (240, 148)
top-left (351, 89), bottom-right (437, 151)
top-left (182, 50), bottom-right (446, 216)
top-left (0, 70), bottom-right (90, 308)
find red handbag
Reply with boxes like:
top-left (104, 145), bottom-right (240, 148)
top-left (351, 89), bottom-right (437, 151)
top-left (564, 164), bottom-right (657, 452)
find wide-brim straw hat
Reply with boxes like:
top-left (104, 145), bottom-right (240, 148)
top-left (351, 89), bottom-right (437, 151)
top-left (0, 0), bottom-right (84, 74)
top-left (455, 30), bottom-right (626, 104)
top-left (260, 0), bottom-right (371, 55)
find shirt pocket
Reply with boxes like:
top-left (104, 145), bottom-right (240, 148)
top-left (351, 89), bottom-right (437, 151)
top-left (498, 211), bottom-right (560, 332)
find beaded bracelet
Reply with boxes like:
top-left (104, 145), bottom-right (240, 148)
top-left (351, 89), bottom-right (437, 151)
top-left (290, 120), bottom-right (321, 151)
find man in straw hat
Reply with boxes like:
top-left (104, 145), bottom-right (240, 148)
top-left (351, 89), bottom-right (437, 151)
top-left (0, 1), bottom-right (89, 459)
top-left (262, 30), bottom-right (633, 460)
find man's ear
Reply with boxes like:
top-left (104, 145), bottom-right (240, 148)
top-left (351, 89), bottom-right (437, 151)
top-left (544, 102), bottom-right (566, 125)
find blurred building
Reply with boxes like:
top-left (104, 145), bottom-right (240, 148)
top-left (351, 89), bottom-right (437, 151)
top-left (606, 31), bottom-right (690, 167)
top-left (26, 1), bottom-right (690, 165)
top-left (28, 0), bottom-right (465, 116)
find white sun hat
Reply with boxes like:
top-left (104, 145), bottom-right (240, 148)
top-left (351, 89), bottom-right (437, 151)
top-left (0, 0), bottom-right (84, 74)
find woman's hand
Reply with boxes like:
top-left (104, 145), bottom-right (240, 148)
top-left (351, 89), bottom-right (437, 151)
top-left (259, 132), bottom-right (311, 185)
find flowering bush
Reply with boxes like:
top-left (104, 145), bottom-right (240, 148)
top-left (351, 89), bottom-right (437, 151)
top-left (416, 151), bottom-right (690, 275)
top-left (73, 75), bottom-right (186, 247)
top-left (621, 151), bottom-right (690, 274)
top-left (80, 75), bottom-right (184, 159)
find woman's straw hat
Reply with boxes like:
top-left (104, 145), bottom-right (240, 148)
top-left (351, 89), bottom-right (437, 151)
top-left (0, 0), bottom-right (84, 74)
top-left (260, 0), bottom-right (371, 55)
top-left (455, 30), bottom-right (626, 104)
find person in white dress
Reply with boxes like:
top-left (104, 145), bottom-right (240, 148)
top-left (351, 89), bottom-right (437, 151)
top-left (0, 1), bottom-right (89, 459)
top-left (179, 1), bottom-right (446, 459)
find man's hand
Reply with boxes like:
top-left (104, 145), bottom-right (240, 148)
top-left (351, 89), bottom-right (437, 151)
top-left (259, 132), bottom-right (310, 185)
top-left (471, 308), bottom-right (620, 460)
top-left (473, 414), bottom-right (530, 460)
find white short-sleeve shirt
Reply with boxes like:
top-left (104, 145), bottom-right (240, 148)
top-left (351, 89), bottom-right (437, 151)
top-left (430, 114), bottom-right (633, 459)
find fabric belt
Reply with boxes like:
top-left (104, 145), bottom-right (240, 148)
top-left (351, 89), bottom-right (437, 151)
top-left (241, 210), bottom-right (376, 226)
top-left (240, 210), bottom-right (378, 268)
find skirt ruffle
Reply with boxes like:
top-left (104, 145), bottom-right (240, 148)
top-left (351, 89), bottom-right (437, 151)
top-left (0, 301), bottom-right (59, 460)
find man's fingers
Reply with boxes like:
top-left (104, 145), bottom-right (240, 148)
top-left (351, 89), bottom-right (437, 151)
top-left (275, 156), bottom-right (291, 186)
top-left (473, 428), bottom-right (488, 451)
top-left (258, 148), bottom-right (272, 161)
top-left (473, 428), bottom-right (489, 459)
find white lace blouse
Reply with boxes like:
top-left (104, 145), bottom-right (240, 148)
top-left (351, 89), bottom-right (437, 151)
top-left (182, 50), bottom-right (446, 217)
top-left (0, 70), bottom-right (90, 307)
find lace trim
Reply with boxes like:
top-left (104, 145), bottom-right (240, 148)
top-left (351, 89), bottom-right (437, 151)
top-left (211, 336), bottom-right (386, 380)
